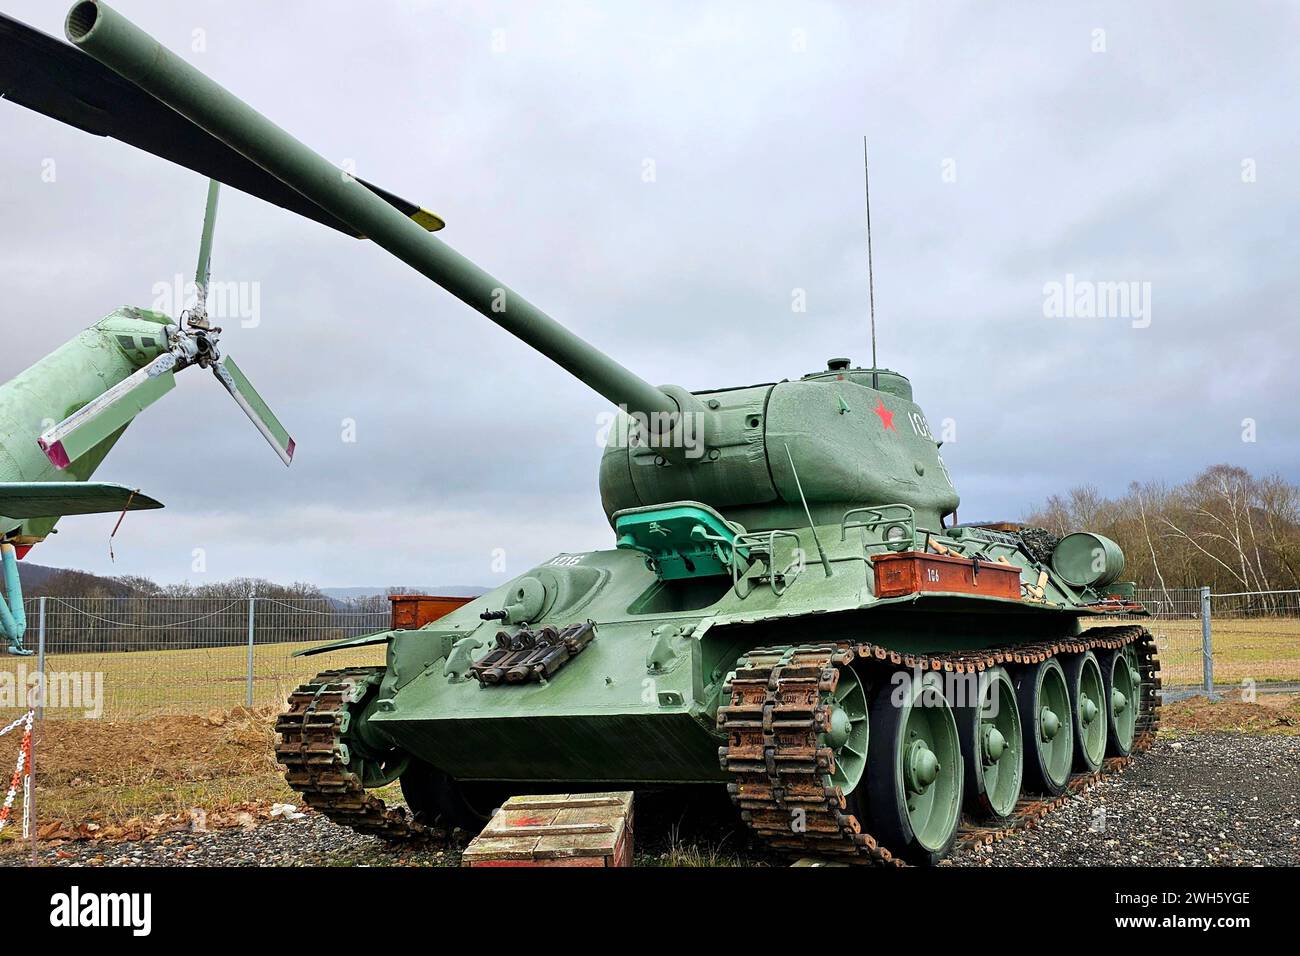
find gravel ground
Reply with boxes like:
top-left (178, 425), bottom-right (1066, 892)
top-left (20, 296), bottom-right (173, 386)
top-left (946, 733), bottom-right (1300, 866)
top-left (4, 813), bottom-right (456, 868)
top-left (7, 733), bottom-right (1298, 867)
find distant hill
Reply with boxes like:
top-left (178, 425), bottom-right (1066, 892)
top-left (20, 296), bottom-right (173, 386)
top-left (15, 562), bottom-right (66, 591)
top-left (13, 562), bottom-right (488, 602)
top-left (320, 585), bottom-right (489, 602)
top-left (17, 561), bottom-right (141, 597)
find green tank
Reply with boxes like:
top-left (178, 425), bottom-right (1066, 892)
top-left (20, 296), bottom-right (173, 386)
top-left (57, 1), bottom-right (1159, 864)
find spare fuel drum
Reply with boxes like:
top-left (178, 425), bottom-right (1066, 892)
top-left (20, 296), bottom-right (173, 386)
top-left (1051, 532), bottom-right (1126, 589)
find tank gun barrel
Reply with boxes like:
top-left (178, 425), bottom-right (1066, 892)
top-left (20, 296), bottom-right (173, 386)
top-left (63, 1), bottom-right (680, 422)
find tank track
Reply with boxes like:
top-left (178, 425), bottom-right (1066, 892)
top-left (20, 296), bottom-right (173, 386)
top-left (274, 667), bottom-right (443, 843)
top-left (716, 625), bottom-right (1160, 866)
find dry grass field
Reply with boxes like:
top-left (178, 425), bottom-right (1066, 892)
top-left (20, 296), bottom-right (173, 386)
top-left (1, 641), bottom-right (385, 720)
top-left (1085, 616), bottom-right (1300, 687)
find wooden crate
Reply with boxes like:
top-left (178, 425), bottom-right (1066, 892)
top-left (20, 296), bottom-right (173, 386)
top-left (387, 594), bottom-right (473, 630)
top-left (871, 551), bottom-right (1022, 600)
top-left (462, 792), bottom-right (634, 867)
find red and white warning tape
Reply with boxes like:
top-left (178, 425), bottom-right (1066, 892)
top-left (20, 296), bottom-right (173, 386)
top-left (0, 710), bottom-right (33, 838)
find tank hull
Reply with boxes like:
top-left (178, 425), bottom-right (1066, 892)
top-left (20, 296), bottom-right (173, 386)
top-left (361, 521), bottom-right (1122, 786)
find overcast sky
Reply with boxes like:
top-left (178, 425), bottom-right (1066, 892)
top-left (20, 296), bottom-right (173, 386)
top-left (1, 0), bottom-right (1296, 588)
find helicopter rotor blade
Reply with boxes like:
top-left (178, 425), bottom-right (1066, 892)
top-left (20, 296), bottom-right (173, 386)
top-left (211, 357), bottom-right (295, 467)
top-left (38, 352), bottom-right (179, 469)
top-left (0, 12), bottom-right (444, 236)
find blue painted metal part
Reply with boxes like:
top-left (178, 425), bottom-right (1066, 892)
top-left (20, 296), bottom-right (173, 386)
top-left (0, 544), bottom-right (30, 654)
top-left (614, 503), bottom-right (746, 580)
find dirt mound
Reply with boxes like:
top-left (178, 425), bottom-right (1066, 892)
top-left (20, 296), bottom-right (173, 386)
top-left (37, 706), bottom-right (281, 782)
top-left (1161, 693), bottom-right (1299, 734)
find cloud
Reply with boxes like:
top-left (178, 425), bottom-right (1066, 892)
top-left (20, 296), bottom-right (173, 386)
top-left (2, 0), bottom-right (1296, 584)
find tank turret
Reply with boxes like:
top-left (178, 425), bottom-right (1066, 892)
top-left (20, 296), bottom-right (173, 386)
top-left (599, 360), bottom-right (959, 531)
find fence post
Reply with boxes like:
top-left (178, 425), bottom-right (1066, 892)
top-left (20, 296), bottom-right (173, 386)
top-left (246, 596), bottom-right (256, 708)
top-left (1199, 586), bottom-right (1213, 694)
top-left (35, 597), bottom-right (45, 720)
top-left (30, 596), bottom-right (45, 866)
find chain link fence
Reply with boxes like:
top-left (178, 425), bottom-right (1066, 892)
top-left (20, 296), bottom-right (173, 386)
top-left (1116, 586), bottom-right (1207, 689)
top-left (4, 587), bottom-right (1299, 722)
top-left (1, 596), bottom-right (389, 721)
top-left (1093, 586), bottom-right (1300, 692)
top-left (1205, 589), bottom-right (1300, 690)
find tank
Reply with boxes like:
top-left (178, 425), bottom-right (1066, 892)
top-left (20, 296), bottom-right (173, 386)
top-left (61, 1), bottom-right (1160, 864)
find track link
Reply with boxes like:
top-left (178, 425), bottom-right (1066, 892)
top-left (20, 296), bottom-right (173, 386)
top-left (274, 667), bottom-right (443, 843)
top-left (717, 625), bottom-right (1161, 865)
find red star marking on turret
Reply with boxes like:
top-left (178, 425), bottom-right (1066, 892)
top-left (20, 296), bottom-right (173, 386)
top-left (873, 399), bottom-right (896, 431)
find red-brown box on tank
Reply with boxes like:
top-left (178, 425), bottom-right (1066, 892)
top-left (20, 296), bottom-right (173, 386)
top-left (387, 594), bottom-right (474, 630)
top-left (870, 552), bottom-right (1022, 601)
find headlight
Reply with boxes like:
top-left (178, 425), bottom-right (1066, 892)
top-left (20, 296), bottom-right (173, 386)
top-left (884, 524), bottom-right (910, 551)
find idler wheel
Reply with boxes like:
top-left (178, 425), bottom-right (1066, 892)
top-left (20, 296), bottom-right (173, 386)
top-left (822, 666), bottom-right (869, 796)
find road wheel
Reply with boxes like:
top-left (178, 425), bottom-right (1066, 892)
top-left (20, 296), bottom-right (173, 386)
top-left (955, 665), bottom-right (1023, 818)
top-left (1015, 657), bottom-right (1074, 795)
top-left (866, 670), bottom-right (964, 865)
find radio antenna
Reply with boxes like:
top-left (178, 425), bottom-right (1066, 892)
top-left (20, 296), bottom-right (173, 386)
top-left (784, 444), bottom-right (833, 578)
top-left (863, 137), bottom-right (879, 389)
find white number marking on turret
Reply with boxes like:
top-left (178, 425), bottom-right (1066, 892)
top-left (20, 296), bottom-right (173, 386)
top-left (908, 412), bottom-right (933, 440)
top-left (546, 554), bottom-right (585, 567)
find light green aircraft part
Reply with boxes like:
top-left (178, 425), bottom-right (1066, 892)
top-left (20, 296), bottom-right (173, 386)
top-left (0, 308), bottom-right (171, 543)
top-left (213, 357), bottom-right (295, 465)
top-left (0, 165), bottom-right (292, 655)
top-left (0, 309), bottom-right (172, 653)
top-left (194, 178), bottom-right (220, 313)
top-left (33, 180), bottom-right (295, 471)
top-left (0, 162), bottom-right (292, 653)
